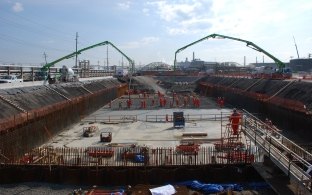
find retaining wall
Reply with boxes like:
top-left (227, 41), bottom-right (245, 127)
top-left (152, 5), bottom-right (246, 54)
top-left (197, 76), bottom-right (312, 142)
top-left (0, 164), bottom-right (261, 185)
top-left (0, 79), bottom-right (127, 158)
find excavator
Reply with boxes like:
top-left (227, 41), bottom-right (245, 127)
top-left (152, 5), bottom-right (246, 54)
top-left (40, 41), bottom-right (135, 84)
top-left (174, 33), bottom-right (292, 79)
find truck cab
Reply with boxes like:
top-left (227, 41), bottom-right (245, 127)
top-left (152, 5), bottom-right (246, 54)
top-left (0, 75), bottom-right (23, 83)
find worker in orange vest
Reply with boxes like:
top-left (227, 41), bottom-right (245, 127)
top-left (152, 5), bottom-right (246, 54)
top-left (217, 97), bottom-right (221, 107)
top-left (126, 99), bottom-right (132, 109)
top-left (220, 97), bottom-right (224, 108)
top-left (229, 108), bottom-right (241, 135)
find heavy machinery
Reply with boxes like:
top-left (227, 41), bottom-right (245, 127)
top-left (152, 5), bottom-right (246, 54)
top-left (176, 142), bottom-right (200, 155)
top-left (83, 126), bottom-right (98, 137)
top-left (174, 33), bottom-right (292, 79)
top-left (251, 65), bottom-right (292, 79)
top-left (100, 132), bottom-right (112, 142)
top-left (87, 147), bottom-right (114, 158)
top-left (41, 41), bottom-right (134, 84)
top-left (122, 145), bottom-right (148, 163)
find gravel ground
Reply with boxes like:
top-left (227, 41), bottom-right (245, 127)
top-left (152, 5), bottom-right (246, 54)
top-left (0, 182), bottom-right (276, 195)
top-left (0, 182), bottom-right (83, 195)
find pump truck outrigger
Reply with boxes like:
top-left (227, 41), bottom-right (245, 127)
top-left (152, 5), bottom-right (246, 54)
top-left (174, 33), bottom-right (292, 79)
top-left (41, 41), bottom-right (135, 84)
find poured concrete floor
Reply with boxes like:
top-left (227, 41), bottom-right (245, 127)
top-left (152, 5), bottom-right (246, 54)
top-left (42, 94), bottom-right (234, 149)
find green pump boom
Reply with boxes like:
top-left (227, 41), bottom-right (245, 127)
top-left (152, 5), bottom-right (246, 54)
top-left (173, 33), bottom-right (285, 71)
top-left (41, 41), bottom-right (135, 72)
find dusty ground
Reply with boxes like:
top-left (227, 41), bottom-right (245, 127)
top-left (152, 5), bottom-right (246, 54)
top-left (42, 92), bottom-right (232, 149)
top-left (0, 182), bottom-right (276, 195)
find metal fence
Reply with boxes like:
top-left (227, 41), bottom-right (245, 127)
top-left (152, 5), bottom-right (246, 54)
top-left (146, 112), bottom-right (232, 123)
top-left (3, 145), bottom-right (258, 167)
top-left (82, 115), bottom-right (138, 123)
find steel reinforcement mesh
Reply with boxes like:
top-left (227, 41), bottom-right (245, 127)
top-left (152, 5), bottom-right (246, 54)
top-left (3, 146), bottom-right (257, 166)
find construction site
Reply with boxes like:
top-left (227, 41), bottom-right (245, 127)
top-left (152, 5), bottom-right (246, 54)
top-left (0, 73), bottom-right (311, 194)
top-left (0, 34), bottom-right (312, 194)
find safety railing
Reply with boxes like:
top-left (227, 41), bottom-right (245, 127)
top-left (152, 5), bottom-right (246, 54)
top-left (242, 109), bottom-right (312, 191)
top-left (82, 115), bottom-right (138, 123)
top-left (145, 112), bottom-right (232, 123)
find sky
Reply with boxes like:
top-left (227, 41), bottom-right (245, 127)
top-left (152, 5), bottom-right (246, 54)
top-left (0, 0), bottom-right (312, 68)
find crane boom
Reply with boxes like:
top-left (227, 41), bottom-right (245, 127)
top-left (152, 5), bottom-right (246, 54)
top-left (174, 33), bottom-right (285, 71)
top-left (41, 41), bottom-right (135, 72)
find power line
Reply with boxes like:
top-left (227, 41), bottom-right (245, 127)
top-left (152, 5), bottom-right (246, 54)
top-left (0, 33), bottom-right (72, 53)
top-left (0, 16), bottom-right (73, 44)
top-left (0, 7), bottom-right (74, 41)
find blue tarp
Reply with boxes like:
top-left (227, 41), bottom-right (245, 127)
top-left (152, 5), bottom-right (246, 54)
top-left (179, 180), bottom-right (243, 194)
top-left (246, 182), bottom-right (271, 190)
top-left (134, 155), bottom-right (144, 163)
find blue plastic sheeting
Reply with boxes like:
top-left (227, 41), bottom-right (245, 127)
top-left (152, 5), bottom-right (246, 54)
top-left (245, 182), bottom-right (271, 190)
top-left (179, 180), bottom-right (243, 194)
top-left (134, 155), bottom-right (144, 163)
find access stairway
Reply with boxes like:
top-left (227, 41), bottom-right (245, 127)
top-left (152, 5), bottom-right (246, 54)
top-left (241, 110), bottom-right (312, 193)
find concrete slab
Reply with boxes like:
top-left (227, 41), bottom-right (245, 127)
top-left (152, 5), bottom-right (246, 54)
top-left (42, 98), bottom-right (234, 149)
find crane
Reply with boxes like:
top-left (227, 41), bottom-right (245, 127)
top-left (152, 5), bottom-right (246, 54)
top-left (173, 33), bottom-right (291, 79)
top-left (41, 41), bottom-right (135, 84)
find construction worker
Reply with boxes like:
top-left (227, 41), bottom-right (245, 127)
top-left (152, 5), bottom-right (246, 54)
top-left (229, 108), bottom-right (241, 136)
top-left (264, 118), bottom-right (273, 132)
top-left (217, 97), bottom-right (221, 107)
top-left (220, 97), bottom-right (224, 108)
top-left (126, 99), bottom-right (132, 109)
top-left (119, 101), bottom-right (122, 109)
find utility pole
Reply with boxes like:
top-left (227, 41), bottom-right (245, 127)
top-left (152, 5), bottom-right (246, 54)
top-left (106, 45), bottom-right (109, 71)
top-left (43, 52), bottom-right (48, 64)
top-left (75, 32), bottom-right (79, 67)
top-left (243, 56), bottom-right (246, 67)
top-left (263, 55), bottom-right (264, 63)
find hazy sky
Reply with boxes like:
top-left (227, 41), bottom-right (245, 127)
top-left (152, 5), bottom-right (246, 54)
top-left (1, 0), bottom-right (311, 68)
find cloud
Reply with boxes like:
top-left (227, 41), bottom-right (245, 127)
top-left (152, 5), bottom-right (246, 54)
top-left (117, 1), bottom-right (131, 10)
top-left (306, 37), bottom-right (312, 43)
top-left (12, 2), bottom-right (24, 12)
top-left (146, 0), bottom-right (296, 37)
top-left (122, 36), bottom-right (159, 49)
top-left (142, 8), bottom-right (149, 15)
top-left (167, 17), bottom-right (212, 35)
top-left (147, 1), bottom-right (202, 22)
top-left (146, 0), bottom-right (211, 35)
top-left (207, 0), bottom-right (289, 36)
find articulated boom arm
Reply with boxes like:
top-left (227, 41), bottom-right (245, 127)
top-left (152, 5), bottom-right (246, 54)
top-left (174, 33), bottom-right (285, 70)
top-left (41, 41), bottom-right (134, 72)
